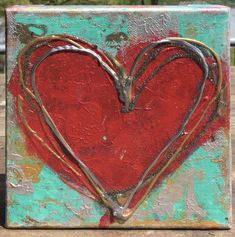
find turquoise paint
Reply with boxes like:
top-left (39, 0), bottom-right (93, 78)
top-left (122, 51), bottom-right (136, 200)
top-left (28, 26), bottom-right (44, 36)
top-left (172, 187), bottom-right (187, 220)
top-left (136, 141), bottom-right (229, 225)
top-left (175, 11), bottom-right (229, 57)
top-left (8, 8), bottom-right (230, 226)
top-left (8, 83), bottom-right (229, 224)
top-left (192, 150), bottom-right (227, 224)
top-left (10, 138), bottom-right (228, 225)
top-left (87, 201), bottom-right (106, 223)
top-left (7, 126), bottom-right (22, 144)
top-left (10, 12), bottom-right (129, 226)
top-left (9, 166), bottom-right (81, 224)
top-left (15, 13), bottom-right (129, 56)
top-left (7, 127), bottom-right (23, 166)
top-left (8, 165), bottom-right (106, 225)
top-left (14, 9), bottom-right (229, 60)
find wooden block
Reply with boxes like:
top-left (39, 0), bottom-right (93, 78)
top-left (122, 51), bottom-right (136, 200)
top-left (5, 5), bottom-right (231, 228)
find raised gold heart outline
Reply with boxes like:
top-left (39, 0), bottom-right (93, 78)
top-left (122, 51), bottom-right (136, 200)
top-left (14, 35), bottom-right (224, 222)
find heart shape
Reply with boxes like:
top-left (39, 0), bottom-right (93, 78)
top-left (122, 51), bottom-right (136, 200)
top-left (9, 34), bottom-right (226, 222)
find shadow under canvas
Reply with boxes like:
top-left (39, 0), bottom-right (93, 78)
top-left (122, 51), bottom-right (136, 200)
top-left (0, 174), bottom-right (6, 227)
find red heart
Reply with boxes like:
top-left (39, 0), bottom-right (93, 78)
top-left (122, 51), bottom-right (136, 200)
top-left (9, 34), bottom-right (228, 222)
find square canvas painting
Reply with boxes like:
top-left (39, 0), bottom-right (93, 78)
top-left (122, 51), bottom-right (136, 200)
top-left (6, 5), bottom-right (231, 228)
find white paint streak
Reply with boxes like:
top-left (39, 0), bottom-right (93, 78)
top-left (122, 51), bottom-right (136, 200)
top-left (7, 164), bottom-right (33, 194)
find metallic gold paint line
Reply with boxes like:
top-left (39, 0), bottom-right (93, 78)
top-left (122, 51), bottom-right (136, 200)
top-left (126, 42), bottom-right (224, 217)
top-left (123, 39), bottom-right (210, 210)
top-left (16, 36), bottom-right (131, 214)
top-left (17, 96), bottom-right (82, 178)
top-left (13, 35), bottom-right (223, 222)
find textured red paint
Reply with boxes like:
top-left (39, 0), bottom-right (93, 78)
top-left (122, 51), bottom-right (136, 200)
top-left (8, 35), bottom-right (229, 214)
top-left (99, 211), bottom-right (114, 227)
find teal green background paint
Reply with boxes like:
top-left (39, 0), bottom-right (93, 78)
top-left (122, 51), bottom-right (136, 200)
top-left (135, 143), bottom-right (229, 225)
top-left (8, 140), bottom-right (229, 226)
top-left (8, 166), bottom-right (105, 225)
top-left (7, 6), bottom-right (230, 227)
top-left (15, 13), bottom-right (129, 56)
top-left (175, 11), bottom-right (229, 57)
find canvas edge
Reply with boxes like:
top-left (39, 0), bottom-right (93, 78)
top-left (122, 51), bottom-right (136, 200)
top-left (4, 5), bottom-right (232, 229)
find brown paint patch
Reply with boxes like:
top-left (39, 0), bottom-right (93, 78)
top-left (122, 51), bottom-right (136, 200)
top-left (218, 83), bottom-right (229, 117)
top-left (105, 32), bottom-right (128, 48)
top-left (20, 163), bottom-right (44, 183)
top-left (186, 23), bottom-right (197, 38)
top-left (14, 23), bottom-right (47, 44)
top-left (196, 170), bottom-right (204, 180)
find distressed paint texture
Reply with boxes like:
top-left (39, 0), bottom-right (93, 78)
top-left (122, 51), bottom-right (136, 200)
top-left (6, 5), bottom-right (231, 228)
